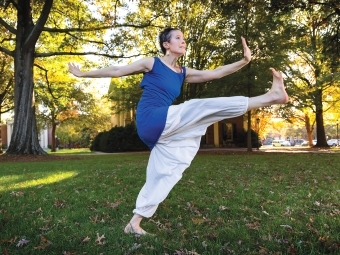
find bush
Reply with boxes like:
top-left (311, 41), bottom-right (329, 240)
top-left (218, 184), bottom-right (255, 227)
top-left (90, 132), bottom-right (104, 151)
top-left (235, 129), bottom-right (261, 148)
top-left (90, 124), bottom-right (148, 152)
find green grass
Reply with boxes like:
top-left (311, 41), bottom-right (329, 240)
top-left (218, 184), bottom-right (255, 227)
top-left (1, 152), bottom-right (340, 254)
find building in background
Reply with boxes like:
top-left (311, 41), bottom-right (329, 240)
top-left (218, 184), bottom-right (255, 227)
top-left (4, 119), bottom-right (49, 150)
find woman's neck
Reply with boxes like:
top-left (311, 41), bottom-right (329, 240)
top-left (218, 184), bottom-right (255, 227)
top-left (160, 56), bottom-right (178, 67)
top-left (159, 56), bottom-right (182, 73)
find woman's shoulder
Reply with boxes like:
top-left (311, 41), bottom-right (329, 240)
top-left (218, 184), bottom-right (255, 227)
top-left (138, 57), bottom-right (155, 65)
top-left (132, 57), bottom-right (155, 73)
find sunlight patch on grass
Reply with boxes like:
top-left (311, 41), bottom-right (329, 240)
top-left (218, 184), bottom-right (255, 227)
top-left (0, 171), bottom-right (78, 192)
top-left (48, 148), bottom-right (93, 155)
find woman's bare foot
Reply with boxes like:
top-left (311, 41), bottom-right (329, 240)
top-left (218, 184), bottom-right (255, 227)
top-left (268, 67), bottom-right (289, 104)
top-left (247, 68), bottom-right (289, 111)
top-left (124, 222), bottom-right (148, 235)
top-left (124, 214), bottom-right (148, 235)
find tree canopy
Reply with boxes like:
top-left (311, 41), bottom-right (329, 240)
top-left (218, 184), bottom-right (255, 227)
top-left (0, 0), bottom-right (152, 154)
top-left (0, 0), bottom-right (339, 154)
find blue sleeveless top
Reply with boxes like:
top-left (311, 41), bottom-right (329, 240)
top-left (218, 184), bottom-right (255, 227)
top-left (136, 57), bottom-right (186, 149)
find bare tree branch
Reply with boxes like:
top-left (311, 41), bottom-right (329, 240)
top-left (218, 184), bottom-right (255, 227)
top-left (310, 1), bottom-right (340, 16)
top-left (0, 46), bottom-right (14, 57)
top-left (0, 77), bottom-right (13, 99)
top-left (24, 0), bottom-right (54, 48)
top-left (41, 22), bottom-right (161, 33)
top-left (34, 63), bottom-right (61, 100)
top-left (314, 11), bottom-right (339, 27)
top-left (0, 17), bottom-right (17, 34)
top-left (63, 31), bottom-right (107, 47)
top-left (35, 51), bottom-right (156, 58)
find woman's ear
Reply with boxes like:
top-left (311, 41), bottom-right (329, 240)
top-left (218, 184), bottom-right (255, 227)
top-left (162, 41), bottom-right (169, 49)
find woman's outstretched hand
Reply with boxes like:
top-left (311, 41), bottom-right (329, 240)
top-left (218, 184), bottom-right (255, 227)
top-left (68, 63), bottom-right (83, 77)
top-left (241, 37), bottom-right (251, 63)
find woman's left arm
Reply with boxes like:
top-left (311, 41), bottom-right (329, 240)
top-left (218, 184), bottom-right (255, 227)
top-left (185, 37), bottom-right (251, 83)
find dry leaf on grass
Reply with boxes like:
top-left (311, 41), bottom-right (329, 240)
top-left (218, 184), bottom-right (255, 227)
top-left (104, 201), bottom-right (120, 209)
top-left (10, 191), bottom-right (24, 197)
top-left (95, 233), bottom-right (105, 245)
top-left (288, 244), bottom-right (297, 255)
top-left (82, 236), bottom-right (91, 243)
top-left (258, 246), bottom-right (268, 255)
top-left (34, 235), bottom-right (52, 250)
top-left (127, 243), bottom-right (142, 253)
top-left (1, 236), bottom-right (17, 245)
top-left (280, 224), bottom-right (293, 230)
top-left (246, 221), bottom-right (260, 230)
top-left (191, 218), bottom-right (205, 225)
top-left (16, 238), bottom-right (30, 247)
top-left (174, 249), bottom-right (201, 255)
top-left (62, 251), bottom-right (77, 255)
top-left (219, 206), bottom-right (229, 211)
top-left (54, 198), bottom-right (67, 209)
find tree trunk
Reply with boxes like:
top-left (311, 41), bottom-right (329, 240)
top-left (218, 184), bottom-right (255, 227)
top-left (314, 89), bottom-right (328, 147)
top-left (50, 122), bottom-right (57, 152)
top-left (5, 0), bottom-right (52, 155)
top-left (0, 111), bottom-right (2, 154)
top-left (6, 50), bottom-right (46, 154)
top-left (246, 61), bottom-right (252, 152)
top-left (247, 111), bottom-right (252, 151)
top-left (305, 114), bottom-right (314, 146)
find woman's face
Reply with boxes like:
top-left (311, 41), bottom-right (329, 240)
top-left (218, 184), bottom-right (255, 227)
top-left (163, 30), bottom-right (186, 56)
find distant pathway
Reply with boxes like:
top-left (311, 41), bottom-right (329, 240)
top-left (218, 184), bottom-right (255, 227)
top-left (90, 146), bottom-right (340, 155)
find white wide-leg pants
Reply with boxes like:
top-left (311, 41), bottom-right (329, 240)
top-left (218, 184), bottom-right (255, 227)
top-left (133, 96), bottom-right (248, 217)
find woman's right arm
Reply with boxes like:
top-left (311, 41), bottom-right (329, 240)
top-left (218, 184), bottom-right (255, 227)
top-left (68, 57), bottom-right (154, 78)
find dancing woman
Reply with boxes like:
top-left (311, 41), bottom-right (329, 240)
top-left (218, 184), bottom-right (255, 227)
top-left (68, 27), bottom-right (288, 235)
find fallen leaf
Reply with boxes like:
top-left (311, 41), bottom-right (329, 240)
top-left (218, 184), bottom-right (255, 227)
top-left (16, 238), bottom-right (30, 247)
top-left (280, 224), bottom-right (293, 230)
top-left (246, 221), bottom-right (260, 230)
top-left (95, 233), bottom-right (105, 246)
top-left (258, 246), bottom-right (268, 254)
top-left (127, 243), bottom-right (141, 252)
top-left (1, 236), bottom-right (17, 245)
top-left (191, 218), bottom-right (205, 225)
top-left (82, 236), bottom-right (90, 243)
top-left (62, 251), bottom-right (77, 255)
top-left (54, 198), bottom-right (67, 209)
top-left (10, 191), bottom-right (24, 197)
top-left (219, 206), bottom-right (229, 211)
top-left (104, 201), bottom-right (120, 209)
top-left (174, 249), bottom-right (201, 255)
top-left (288, 244), bottom-right (297, 255)
top-left (34, 235), bottom-right (52, 250)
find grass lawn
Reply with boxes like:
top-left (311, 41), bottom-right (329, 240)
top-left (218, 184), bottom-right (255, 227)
top-left (0, 151), bottom-right (339, 254)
